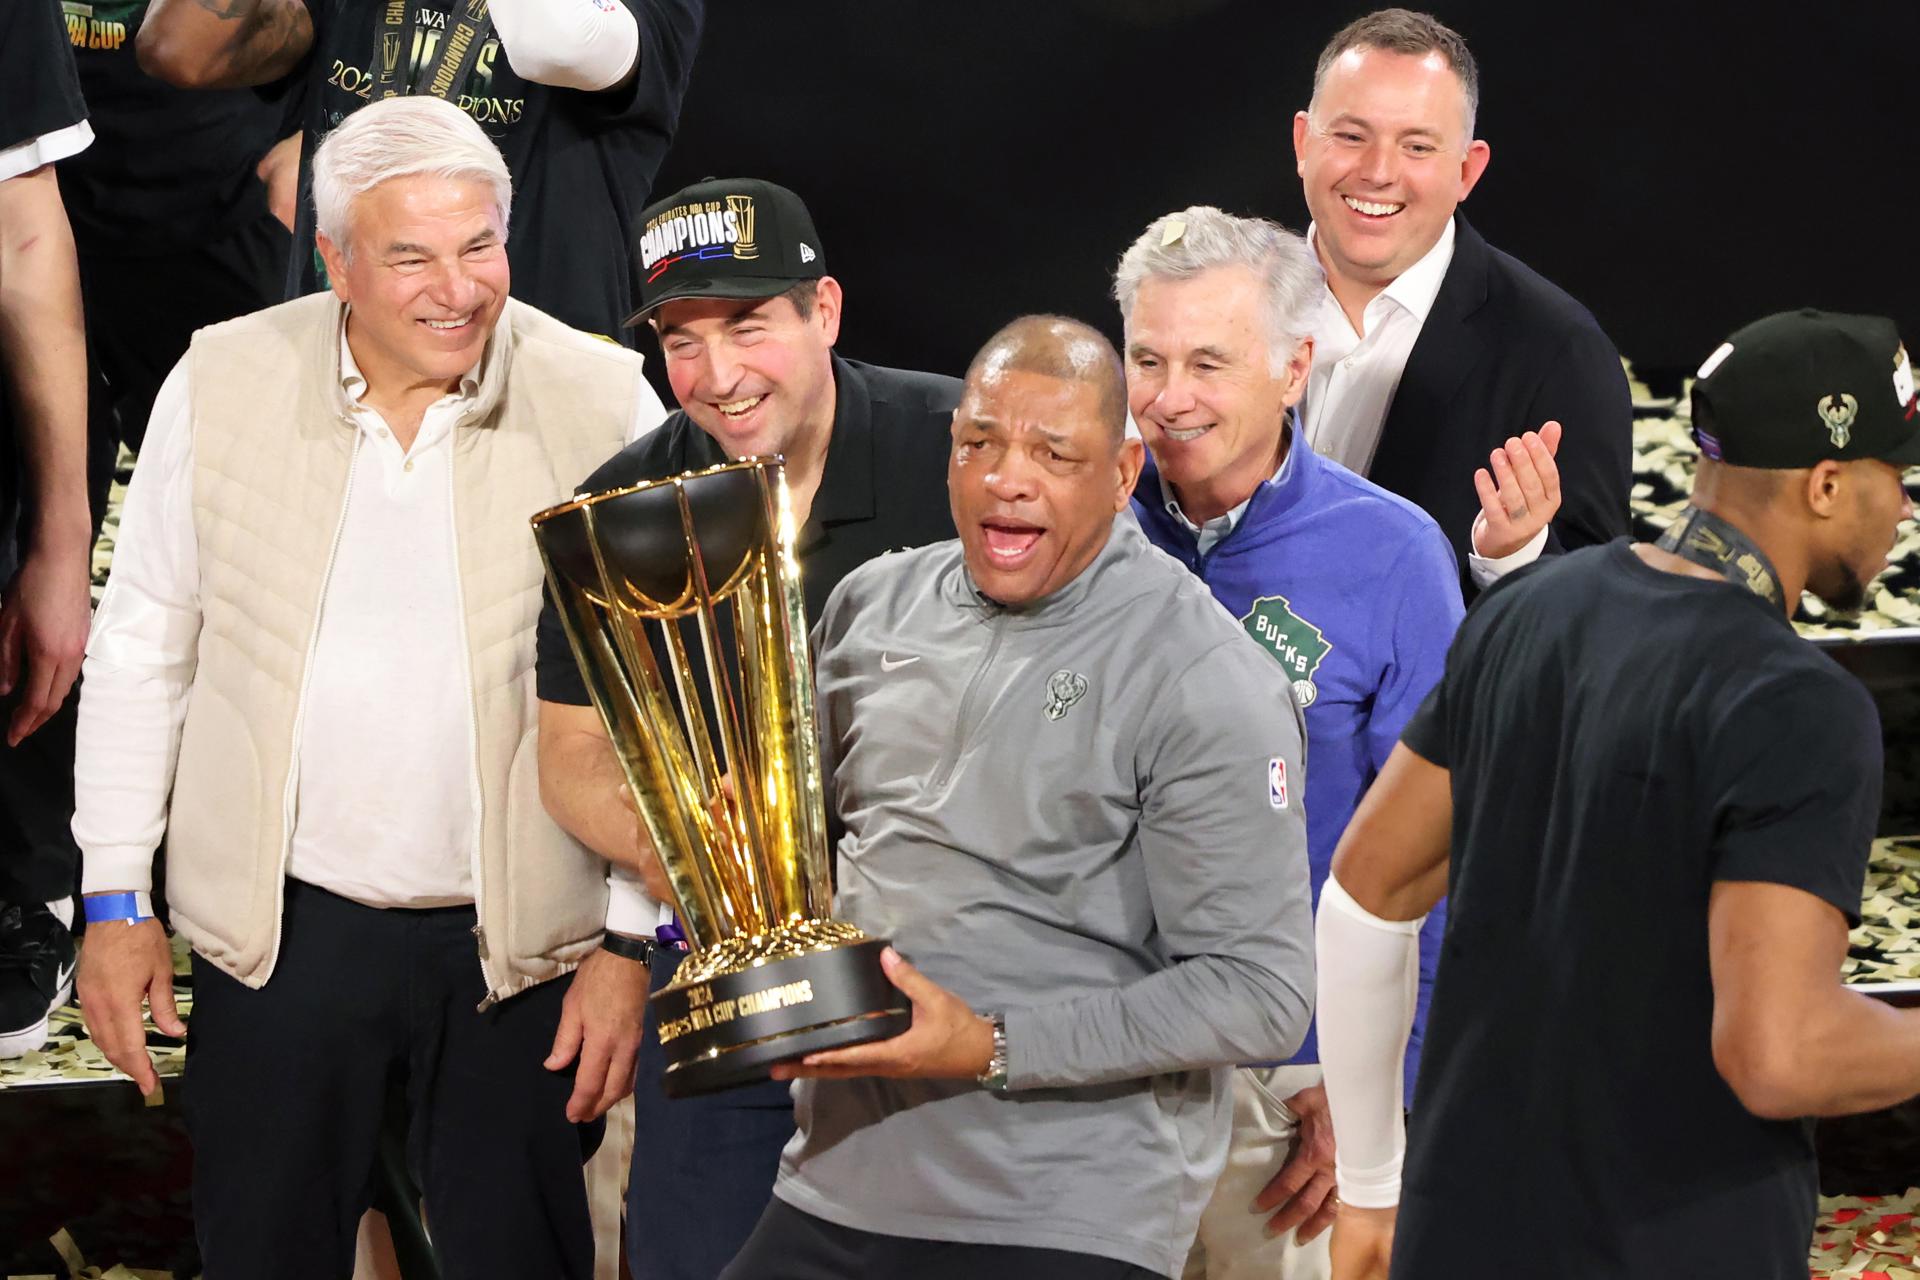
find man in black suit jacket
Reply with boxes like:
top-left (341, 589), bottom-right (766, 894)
top-left (1292, 9), bottom-right (1630, 598)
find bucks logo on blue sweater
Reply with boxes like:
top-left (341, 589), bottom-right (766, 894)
top-left (1240, 595), bottom-right (1331, 708)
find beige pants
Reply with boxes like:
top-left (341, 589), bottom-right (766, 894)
top-left (1183, 1064), bottom-right (1333, 1280)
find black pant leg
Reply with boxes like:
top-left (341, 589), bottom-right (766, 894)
top-left (628, 947), bottom-right (799, 1280)
top-left (408, 909), bottom-right (597, 1280)
top-left (868, 1234), bottom-right (1166, 1280)
top-left (722, 1201), bottom-right (1163, 1280)
top-left (0, 687), bottom-right (80, 905)
top-left (183, 881), bottom-right (405, 1280)
top-left (717, 1198), bottom-right (869, 1280)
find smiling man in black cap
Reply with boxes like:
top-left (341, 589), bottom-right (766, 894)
top-left (1313, 308), bottom-right (1920, 1280)
top-left (534, 176), bottom-right (963, 1280)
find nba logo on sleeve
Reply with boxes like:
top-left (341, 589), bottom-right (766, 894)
top-left (1268, 757), bottom-right (1289, 810)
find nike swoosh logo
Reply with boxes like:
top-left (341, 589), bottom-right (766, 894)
top-left (880, 653), bottom-right (920, 672)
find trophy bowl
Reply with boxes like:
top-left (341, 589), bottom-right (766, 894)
top-left (533, 458), bottom-right (910, 1097)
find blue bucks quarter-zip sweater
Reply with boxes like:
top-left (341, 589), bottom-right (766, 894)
top-left (1133, 440), bottom-right (1464, 1095)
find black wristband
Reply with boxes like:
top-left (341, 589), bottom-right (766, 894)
top-left (599, 930), bottom-right (655, 963)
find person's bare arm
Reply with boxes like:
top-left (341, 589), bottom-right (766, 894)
top-left (1709, 880), bottom-right (1920, 1120)
top-left (1321, 743), bottom-right (1454, 1280)
top-left (1329, 743), bottom-right (1453, 919)
top-left (537, 698), bottom-right (670, 899)
top-left (0, 164), bottom-right (90, 745)
top-left (136, 0), bottom-right (313, 90)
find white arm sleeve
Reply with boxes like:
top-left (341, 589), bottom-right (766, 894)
top-left (488, 0), bottom-right (639, 93)
top-left (1315, 874), bottom-right (1426, 1208)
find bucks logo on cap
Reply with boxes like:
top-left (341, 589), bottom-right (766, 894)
top-left (1240, 595), bottom-right (1331, 708)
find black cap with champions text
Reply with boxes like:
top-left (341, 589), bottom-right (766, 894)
top-left (625, 178), bottom-right (826, 325)
top-left (1690, 308), bottom-right (1920, 468)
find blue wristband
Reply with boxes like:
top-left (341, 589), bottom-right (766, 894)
top-left (84, 891), bottom-right (154, 924)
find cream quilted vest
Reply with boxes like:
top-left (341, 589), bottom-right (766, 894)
top-left (170, 293), bottom-right (638, 1004)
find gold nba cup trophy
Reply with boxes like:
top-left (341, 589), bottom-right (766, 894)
top-left (531, 458), bottom-right (909, 1097)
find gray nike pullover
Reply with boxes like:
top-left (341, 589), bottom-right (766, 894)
top-left (773, 515), bottom-right (1314, 1278)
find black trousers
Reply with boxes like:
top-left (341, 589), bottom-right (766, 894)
top-left (184, 879), bottom-right (600, 1280)
top-left (720, 1199), bottom-right (1165, 1280)
top-left (628, 945), bottom-right (797, 1280)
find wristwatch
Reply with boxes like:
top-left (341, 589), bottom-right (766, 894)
top-left (599, 929), bottom-right (657, 963)
top-left (976, 1011), bottom-right (1009, 1092)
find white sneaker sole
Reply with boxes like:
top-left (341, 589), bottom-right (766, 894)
top-left (0, 967), bottom-right (75, 1058)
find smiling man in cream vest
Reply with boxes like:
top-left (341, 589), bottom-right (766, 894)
top-left (69, 96), bottom-right (666, 1279)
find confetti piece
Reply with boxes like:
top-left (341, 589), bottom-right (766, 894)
top-left (1160, 218), bottom-right (1186, 246)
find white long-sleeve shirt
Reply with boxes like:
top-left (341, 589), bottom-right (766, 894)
top-left (1300, 220), bottom-right (1547, 587)
top-left (74, 316), bottom-right (666, 934)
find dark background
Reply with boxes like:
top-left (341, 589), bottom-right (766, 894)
top-left (649, 0), bottom-right (1919, 392)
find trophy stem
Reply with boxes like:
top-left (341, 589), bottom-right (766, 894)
top-left (679, 487), bottom-right (783, 934)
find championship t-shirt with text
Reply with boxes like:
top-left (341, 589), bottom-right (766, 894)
top-left (288, 0), bottom-right (701, 342)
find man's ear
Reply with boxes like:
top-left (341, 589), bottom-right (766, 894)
top-left (1114, 437), bottom-right (1146, 509)
top-left (1804, 459), bottom-right (1847, 518)
top-left (317, 232), bottom-right (352, 302)
top-left (1279, 336), bottom-right (1314, 409)
top-left (812, 276), bottom-right (845, 348)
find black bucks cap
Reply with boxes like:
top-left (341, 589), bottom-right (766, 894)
top-left (1690, 309), bottom-right (1920, 468)
top-left (626, 178), bottom-right (826, 325)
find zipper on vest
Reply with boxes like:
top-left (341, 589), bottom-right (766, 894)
top-left (445, 443), bottom-right (499, 1011)
top-left (263, 430), bottom-right (364, 987)
top-left (928, 614), bottom-right (1007, 791)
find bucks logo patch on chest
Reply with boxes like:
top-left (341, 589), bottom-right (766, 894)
top-left (1240, 595), bottom-right (1331, 708)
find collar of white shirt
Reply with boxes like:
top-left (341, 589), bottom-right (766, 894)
top-left (1158, 417), bottom-right (1300, 555)
top-left (336, 306), bottom-right (484, 429)
top-left (1308, 215), bottom-right (1457, 337)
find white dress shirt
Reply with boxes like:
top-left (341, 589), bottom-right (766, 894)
top-left (1300, 220), bottom-right (1547, 586)
top-left (74, 316), bottom-right (664, 932)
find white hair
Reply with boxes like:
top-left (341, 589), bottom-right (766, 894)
top-left (1112, 206), bottom-right (1323, 374)
top-left (311, 96), bottom-right (513, 256)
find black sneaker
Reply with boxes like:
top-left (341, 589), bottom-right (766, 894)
top-left (0, 898), bottom-right (77, 1058)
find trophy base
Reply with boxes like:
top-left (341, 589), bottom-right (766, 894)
top-left (655, 935), bottom-right (911, 1098)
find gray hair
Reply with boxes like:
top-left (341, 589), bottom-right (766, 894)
top-left (1112, 206), bottom-right (1322, 374)
top-left (1309, 8), bottom-right (1479, 139)
top-left (312, 96), bottom-right (513, 256)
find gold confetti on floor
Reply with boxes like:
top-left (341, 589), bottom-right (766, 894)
top-left (1811, 1188), bottom-right (1920, 1278)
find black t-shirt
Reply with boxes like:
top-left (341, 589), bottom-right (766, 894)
top-left (57, 0), bottom-right (284, 253)
top-left (0, 0), bottom-right (87, 155)
top-left (1394, 541), bottom-right (1879, 1278)
top-left (537, 355), bottom-right (962, 706)
top-left (290, 0), bottom-right (702, 343)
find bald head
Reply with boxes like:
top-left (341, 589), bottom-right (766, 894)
top-left (963, 314), bottom-right (1128, 447)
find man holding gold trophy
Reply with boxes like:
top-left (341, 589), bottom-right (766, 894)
top-left (534, 177), bottom-right (963, 1280)
top-left (688, 314), bottom-right (1311, 1279)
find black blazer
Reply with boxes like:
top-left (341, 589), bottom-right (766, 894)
top-left (1365, 214), bottom-right (1632, 597)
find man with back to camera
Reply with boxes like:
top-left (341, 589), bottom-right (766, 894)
top-left (133, 0), bottom-right (702, 344)
top-left (70, 96), bottom-right (669, 1277)
top-left (1315, 310), bottom-right (1920, 1279)
top-left (534, 176), bottom-right (965, 1280)
top-left (1116, 204), bottom-right (1462, 1279)
top-left (716, 314), bottom-right (1316, 1280)
top-left (1293, 7), bottom-right (1631, 596)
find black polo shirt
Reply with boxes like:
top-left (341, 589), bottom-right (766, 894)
top-left (536, 353), bottom-right (962, 706)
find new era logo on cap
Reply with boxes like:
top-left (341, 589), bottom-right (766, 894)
top-left (626, 178), bottom-right (826, 325)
